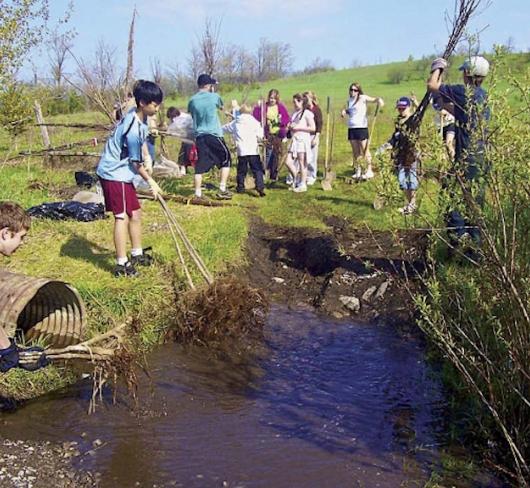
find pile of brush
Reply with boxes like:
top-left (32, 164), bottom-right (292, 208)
top-left (19, 320), bottom-right (143, 413)
top-left (168, 276), bottom-right (269, 346)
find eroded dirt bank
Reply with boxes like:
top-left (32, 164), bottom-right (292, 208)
top-left (246, 216), bottom-right (429, 325)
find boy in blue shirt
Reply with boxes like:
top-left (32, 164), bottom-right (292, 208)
top-left (97, 80), bottom-right (164, 277)
top-left (188, 74), bottom-right (232, 200)
top-left (427, 56), bottom-right (490, 256)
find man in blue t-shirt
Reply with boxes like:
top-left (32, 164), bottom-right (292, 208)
top-left (188, 74), bottom-right (232, 200)
top-left (427, 56), bottom-right (490, 258)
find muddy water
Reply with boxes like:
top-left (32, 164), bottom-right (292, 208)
top-left (2, 306), bottom-right (466, 487)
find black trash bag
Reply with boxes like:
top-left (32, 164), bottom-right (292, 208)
top-left (27, 201), bottom-right (106, 222)
top-left (75, 171), bottom-right (97, 188)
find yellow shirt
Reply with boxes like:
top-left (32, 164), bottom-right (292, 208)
top-left (267, 105), bottom-right (280, 135)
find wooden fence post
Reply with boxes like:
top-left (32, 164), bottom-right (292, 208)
top-left (33, 101), bottom-right (51, 148)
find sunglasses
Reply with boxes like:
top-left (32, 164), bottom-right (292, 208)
top-left (349, 88), bottom-right (358, 92)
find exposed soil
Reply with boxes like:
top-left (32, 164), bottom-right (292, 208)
top-left (246, 216), bottom-right (430, 324)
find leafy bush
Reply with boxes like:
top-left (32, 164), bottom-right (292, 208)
top-left (416, 49), bottom-right (530, 484)
top-left (0, 83), bottom-right (33, 137)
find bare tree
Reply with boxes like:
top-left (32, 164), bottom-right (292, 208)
top-left (150, 57), bottom-right (162, 85)
top-left (63, 40), bottom-right (123, 122)
top-left (48, 29), bottom-right (75, 87)
top-left (197, 17), bottom-right (222, 76)
top-left (255, 38), bottom-right (293, 81)
top-left (125, 6), bottom-right (137, 90)
top-left (187, 45), bottom-right (203, 82)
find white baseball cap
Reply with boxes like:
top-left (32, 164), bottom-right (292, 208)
top-left (459, 56), bottom-right (490, 77)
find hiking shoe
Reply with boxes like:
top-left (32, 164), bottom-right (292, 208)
top-left (113, 261), bottom-right (138, 278)
top-left (257, 189), bottom-right (266, 197)
top-left (306, 177), bottom-right (316, 186)
top-left (236, 187), bottom-right (245, 194)
top-left (363, 168), bottom-right (375, 180)
top-left (293, 184), bottom-right (308, 193)
top-left (216, 189), bottom-right (233, 200)
top-left (130, 247), bottom-right (153, 267)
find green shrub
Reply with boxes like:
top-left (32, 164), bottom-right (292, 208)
top-left (416, 49), bottom-right (530, 484)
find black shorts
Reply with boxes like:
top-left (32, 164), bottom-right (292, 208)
top-left (348, 128), bottom-right (369, 141)
top-left (195, 134), bottom-right (231, 174)
top-left (443, 124), bottom-right (456, 139)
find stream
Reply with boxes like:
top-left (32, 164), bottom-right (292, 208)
top-left (0, 305), bottom-right (500, 487)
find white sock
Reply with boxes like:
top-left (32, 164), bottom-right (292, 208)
top-left (195, 189), bottom-right (202, 197)
top-left (131, 248), bottom-right (143, 257)
top-left (117, 256), bottom-right (128, 266)
top-left (219, 183), bottom-right (226, 191)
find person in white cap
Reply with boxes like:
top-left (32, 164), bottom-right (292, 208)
top-left (427, 55), bottom-right (490, 259)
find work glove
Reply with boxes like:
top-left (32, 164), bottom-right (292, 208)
top-left (0, 341), bottom-right (49, 373)
top-left (17, 345), bottom-right (50, 372)
top-left (147, 177), bottom-right (163, 199)
top-left (0, 340), bottom-right (20, 373)
top-left (149, 128), bottom-right (159, 138)
top-left (144, 154), bottom-right (154, 175)
top-left (431, 58), bottom-right (448, 72)
top-left (377, 98), bottom-right (385, 108)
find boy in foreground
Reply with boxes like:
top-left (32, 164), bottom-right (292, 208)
top-left (0, 201), bottom-right (48, 372)
top-left (97, 80), bottom-right (164, 277)
top-left (188, 74), bottom-right (232, 200)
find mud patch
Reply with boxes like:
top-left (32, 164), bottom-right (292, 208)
top-left (246, 217), bottom-right (429, 323)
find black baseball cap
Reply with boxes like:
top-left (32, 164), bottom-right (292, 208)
top-left (197, 74), bottom-right (218, 87)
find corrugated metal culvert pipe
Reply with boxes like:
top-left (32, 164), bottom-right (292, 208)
top-left (0, 270), bottom-right (85, 347)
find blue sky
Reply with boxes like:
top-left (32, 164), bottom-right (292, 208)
top-left (32, 0), bottom-right (530, 79)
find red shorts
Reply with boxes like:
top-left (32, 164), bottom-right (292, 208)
top-left (99, 178), bottom-right (140, 218)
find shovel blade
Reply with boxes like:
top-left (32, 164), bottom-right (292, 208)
top-left (321, 171), bottom-right (336, 191)
top-left (244, 174), bottom-right (256, 190)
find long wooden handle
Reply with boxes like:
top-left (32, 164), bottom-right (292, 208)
top-left (324, 96), bottom-right (331, 174)
top-left (364, 104), bottom-right (380, 158)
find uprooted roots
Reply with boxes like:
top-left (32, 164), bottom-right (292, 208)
top-left (168, 276), bottom-right (269, 346)
top-left (87, 320), bottom-right (146, 414)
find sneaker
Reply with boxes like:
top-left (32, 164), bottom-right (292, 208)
top-left (113, 261), bottom-right (138, 278)
top-left (257, 189), bottom-right (266, 197)
top-left (236, 188), bottom-right (245, 194)
top-left (286, 175), bottom-right (294, 185)
top-left (293, 184), bottom-right (308, 193)
top-left (130, 247), bottom-right (153, 267)
top-left (353, 168), bottom-right (362, 180)
top-left (216, 189), bottom-right (233, 200)
top-left (306, 177), bottom-right (316, 186)
top-left (363, 168), bottom-right (375, 180)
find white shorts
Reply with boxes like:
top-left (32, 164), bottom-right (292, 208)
top-left (289, 134), bottom-right (311, 155)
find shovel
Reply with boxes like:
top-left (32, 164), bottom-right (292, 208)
top-left (321, 97), bottom-right (335, 191)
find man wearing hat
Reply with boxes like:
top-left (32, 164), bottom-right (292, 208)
top-left (427, 56), bottom-right (490, 258)
top-left (188, 74), bottom-right (232, 200)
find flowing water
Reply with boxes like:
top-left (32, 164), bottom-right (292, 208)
top-left (0, 306), bottom-right (497, 487)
